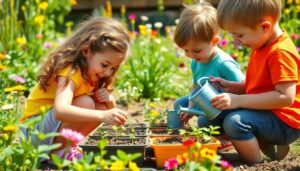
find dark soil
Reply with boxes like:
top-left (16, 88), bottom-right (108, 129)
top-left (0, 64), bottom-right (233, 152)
top-left (83, 137), bottom-right (147, 146)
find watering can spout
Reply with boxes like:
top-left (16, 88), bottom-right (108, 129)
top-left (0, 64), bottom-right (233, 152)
top-left (176, 106), bottom-right (204, 117)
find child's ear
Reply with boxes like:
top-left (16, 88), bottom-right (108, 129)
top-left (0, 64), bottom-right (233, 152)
top-left (81, 47), bottom-right (90, 57)
top-left (260, 20), bottom-right (271, 31)
top-left (212, 36), bottom-right (220, 45)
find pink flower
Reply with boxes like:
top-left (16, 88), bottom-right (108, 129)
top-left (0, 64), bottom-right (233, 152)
top-left (291, 33), bottom-right (299, 40)
top-left (164, 158), bottom-right (179, 170)
top-left (128, 13), bottom-right (136, 20)
top-left (43, 42), bottom-right (53, 49)
top-left (61, 128), bottom-right (84, 147)
top-left (297, 47), bottom-right (300, 53)
top-left (220, 160), bottom-right (233, 170)
top-left (13, 75), bottom-right (25, 83)
top-left (66, 146), bottom-right (83, 160)
top-left (219, 39), bottom-right (228, 47)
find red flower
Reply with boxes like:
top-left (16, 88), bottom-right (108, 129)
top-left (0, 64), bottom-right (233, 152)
top-left (182, 139), bottom-right (196, 147)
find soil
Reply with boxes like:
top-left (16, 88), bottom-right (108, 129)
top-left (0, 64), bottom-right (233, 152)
top-left (84, 137), bottom-right (147, 146)
top-left (118, 99), bottom-right (300, 171)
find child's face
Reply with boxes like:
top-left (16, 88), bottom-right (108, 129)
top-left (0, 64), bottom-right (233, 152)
top-left (223, 22), bottom-right (271, 50)
top-left (181, 39), bottom-right (217, 63)
top-left (86, 48), bottom-right (125, 85)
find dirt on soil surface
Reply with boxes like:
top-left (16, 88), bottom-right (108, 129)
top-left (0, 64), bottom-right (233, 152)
top-left (120, 99), bottom-right (300, 171)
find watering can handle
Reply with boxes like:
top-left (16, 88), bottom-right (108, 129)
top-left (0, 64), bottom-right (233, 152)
top-left (197, 77), bottom-right (224, 93)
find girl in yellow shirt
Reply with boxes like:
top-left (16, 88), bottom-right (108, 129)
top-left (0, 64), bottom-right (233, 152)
top-left (21, 17), bottom-right (130, 157)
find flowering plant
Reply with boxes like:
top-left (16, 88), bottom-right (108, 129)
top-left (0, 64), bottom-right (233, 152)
top-left (164, 140), bottom-right (233, 171)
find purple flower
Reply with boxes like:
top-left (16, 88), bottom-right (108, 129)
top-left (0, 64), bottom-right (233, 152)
top-left (219, 39), bottom-right (228, 47)
top-left (13, 75), bottom-right (25, 83)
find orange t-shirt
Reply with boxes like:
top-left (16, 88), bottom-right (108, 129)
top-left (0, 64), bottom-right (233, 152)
top-left (245, 31), bottom-right (300, 130)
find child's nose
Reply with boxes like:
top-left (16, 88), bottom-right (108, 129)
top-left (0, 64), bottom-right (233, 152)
top-left (103, 68), bottom-right (112, 77)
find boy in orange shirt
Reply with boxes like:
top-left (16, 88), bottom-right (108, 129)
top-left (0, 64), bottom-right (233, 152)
top-left (210, 0), bottom-right (300, 164)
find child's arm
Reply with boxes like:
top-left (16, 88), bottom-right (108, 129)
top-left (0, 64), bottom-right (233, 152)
top-left (209, 76), bottom-right (245, 94)
top-left (53, 77), bottom-right (127, 125)
top-left (212, 82), bottom-right (296, 110)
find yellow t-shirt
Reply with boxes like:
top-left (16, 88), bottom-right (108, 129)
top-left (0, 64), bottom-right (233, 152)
top-left (21, 66), bottom-right (95, 122)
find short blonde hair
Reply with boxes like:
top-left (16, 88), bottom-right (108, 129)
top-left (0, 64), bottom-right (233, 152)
top-left (217, 0), bottom-right (281, 30)
top-left (174, 2), bottom-right (219, 47)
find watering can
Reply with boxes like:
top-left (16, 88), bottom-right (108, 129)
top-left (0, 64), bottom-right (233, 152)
top-left (166, 110), bottom-right (184, 128)
top-left (176, 77), bottom-right (224, 120)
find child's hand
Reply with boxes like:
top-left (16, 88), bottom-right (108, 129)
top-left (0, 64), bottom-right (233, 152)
top-left (94, 88), bottom-right (110, 103)
top-left (102, 108), bottom-right (128, 126)
top-left (209, 76), bottom-right (230, 92)
top-left (179, 112), bottom-right (193, 124)
top-left (211, 93), bottom-right (240, 110)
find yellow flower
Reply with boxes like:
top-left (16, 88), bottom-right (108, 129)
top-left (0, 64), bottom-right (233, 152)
top-left (284, 8), bottom-right (291, 15)
top-left (200, 148), bottom-right (217, 161)
top-left (4, 85), bottom-right (26, 92)
top-left (149, 102), bottom-right (157, 108)
top-left (0, 53), bottom-right (5, 60)
top-left (288, 0), bottom-right (293, 4)
top-left (3, 125), bottom-right (18, 132)
top-left (70, 0), bottom-right (77, 6)
top-left (106, 0), bottom-right (112, 17)
top-left (16, 37), bottom-right (27, 45)
top-left (0, 64), bottom-right (6, 71)
top-left (3, 133), bottom-right (9, 140)
top-left (139, 25), bottom-right (148, 36)
top-left (128, 161), bottom-right (140, 171)
top-left (99, 159), bottom-right (108, 170)
top-left (297, 5), bottom-right (300, 12)
top-left (39, 2), bottom-right (48, 10)
top-left (150, 111), bottom-right (160, 118)
top-left (176, 153), bottom-right (188, 165)
top-left (121, 5), bottom-right (126, 14)
top-left (34, 15), bottom-right (45, 27)
top-left (110, 161), bottom-right (125, 171)
top-left (296, 0), bottom-right (300, 4)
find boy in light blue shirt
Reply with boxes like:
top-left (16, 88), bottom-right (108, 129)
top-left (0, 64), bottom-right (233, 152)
top-left (173, 2), bottom-right (244, 151)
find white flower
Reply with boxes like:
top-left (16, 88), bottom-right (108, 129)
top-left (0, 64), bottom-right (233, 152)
top-left (175, 19), bottom-right (180, 25)
top-left (154, 38), bottom-right (161, 44)
top-left (145, 23), bottom-right (152, 29)
top-left (140, 16), bottom-right (149, 22)
top-left (2, 104), bottom-right (14, 110)
top-left (154, 22), bottom-right (163, 29)
top-left (161, 47), bottom-right (168, 52)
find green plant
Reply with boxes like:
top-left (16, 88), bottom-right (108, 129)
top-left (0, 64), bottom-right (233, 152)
top-left (189, 126), bottom-right (220, 143)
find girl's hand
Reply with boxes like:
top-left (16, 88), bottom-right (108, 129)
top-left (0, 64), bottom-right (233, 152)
top-left (102, 108), bottom-right (128, 126)
top-left (94, 88), bottom-right (110, 103)
top-left (211, 93), bottom-right (240, 110)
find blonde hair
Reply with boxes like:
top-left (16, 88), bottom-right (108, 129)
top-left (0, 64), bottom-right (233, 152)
top-left (37, 17), bottom-right (130, 91)
top-left (174, 1), bottom-right (219, 47)
top-left (217, 0), bottom-right (281, 29)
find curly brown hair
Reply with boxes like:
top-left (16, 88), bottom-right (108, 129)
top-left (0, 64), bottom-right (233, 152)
top-left (37, 17), bottom-right (130, 91)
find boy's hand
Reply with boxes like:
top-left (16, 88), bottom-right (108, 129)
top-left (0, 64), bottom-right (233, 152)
top-left (179, 112), bottom-right (193, 124)
top-left (211, 93), bottom-right (240, 110)
top-left (102, 108), bottom-right (128, 126)
top-left (209, 76), bottom-right (231, 92)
